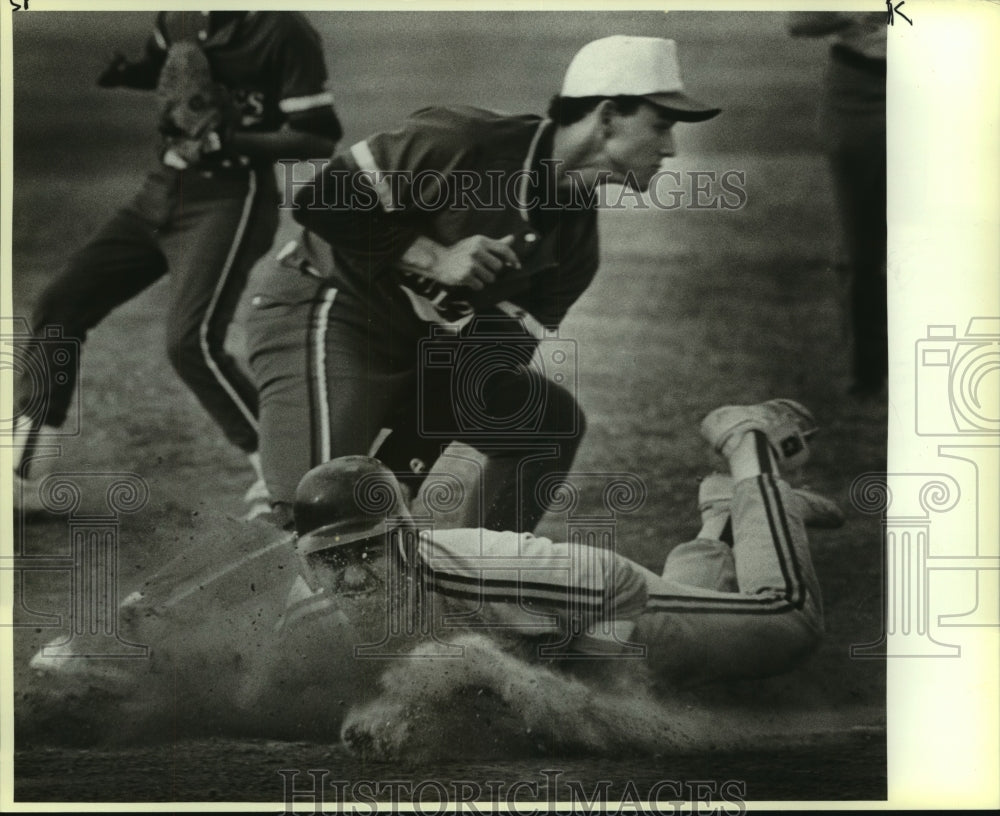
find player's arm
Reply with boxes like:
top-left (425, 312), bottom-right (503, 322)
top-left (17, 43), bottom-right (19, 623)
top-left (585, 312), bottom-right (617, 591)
top-left (293, 109), bottom-right (519, 279)
top-left (397, 235), bottom-right (520, 291)
top-left (227, 19), bottom-right (341, 162)
top-left (97, 14), bottom-right (168, 90)
top-left (227, 113), bottom-right (341, 163)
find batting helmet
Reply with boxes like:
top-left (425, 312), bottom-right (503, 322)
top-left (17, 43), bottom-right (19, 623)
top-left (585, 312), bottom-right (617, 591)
top-left (293, 456), bottom-right (411, 563)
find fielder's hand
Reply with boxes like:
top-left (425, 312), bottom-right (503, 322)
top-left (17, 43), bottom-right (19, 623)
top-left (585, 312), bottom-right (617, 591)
top-left (430, 234), bottom-right (520, 291)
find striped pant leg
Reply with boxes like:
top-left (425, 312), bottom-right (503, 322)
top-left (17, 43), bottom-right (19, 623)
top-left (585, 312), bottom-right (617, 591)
top-left (732, 474), bottom-right (824, 629)
top-left (164, 168), bottom-right (280, 453)
top-left (19, 209), bottom-right (169, 429)
top-left (636, 474), bottom-right (824, 686)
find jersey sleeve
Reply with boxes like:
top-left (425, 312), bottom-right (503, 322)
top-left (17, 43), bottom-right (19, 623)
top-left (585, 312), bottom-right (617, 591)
top-left (348, 109), bottom-right (480, 214)
top-left (416, 529), bottom-right (649, 637)
top-left (274, 16), bottom-right (340, 137)
top-left (292, 109), bottom-right (477, 272)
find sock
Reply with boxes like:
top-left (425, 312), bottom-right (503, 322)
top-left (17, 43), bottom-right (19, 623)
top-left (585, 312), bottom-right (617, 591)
top-left (719, 517), bottom-right (734, 547)
top-left (728, 430), bottom-right (779, 482)
top-left (248, 451), bottom-right (264, 482)
top-left (696, 512), bottom-right (730, 542)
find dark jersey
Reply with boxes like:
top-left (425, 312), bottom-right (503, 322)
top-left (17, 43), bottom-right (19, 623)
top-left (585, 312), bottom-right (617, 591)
top-left (149, 11), bottom-right (334, 134)
top-left (294, 106), bottom-right (600, 333)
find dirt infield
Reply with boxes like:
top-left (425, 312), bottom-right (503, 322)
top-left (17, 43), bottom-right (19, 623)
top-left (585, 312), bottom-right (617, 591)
top-left (7, 10), bottom-right (887, 803)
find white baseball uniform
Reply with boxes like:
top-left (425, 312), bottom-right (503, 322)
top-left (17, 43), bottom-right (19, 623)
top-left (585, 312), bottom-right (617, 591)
top-left (414, 472), bottom-right (824, 686)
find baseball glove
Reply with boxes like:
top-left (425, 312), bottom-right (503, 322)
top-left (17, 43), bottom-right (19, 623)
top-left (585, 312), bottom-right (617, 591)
top-left (156, 42), bottom-right (235, 168)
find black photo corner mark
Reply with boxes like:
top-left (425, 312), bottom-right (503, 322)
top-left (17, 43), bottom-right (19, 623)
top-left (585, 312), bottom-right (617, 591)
top-left (887, 0), bottom-right (914, 26)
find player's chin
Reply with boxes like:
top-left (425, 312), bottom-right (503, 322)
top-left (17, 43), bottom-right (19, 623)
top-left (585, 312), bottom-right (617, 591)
top-left (621, 167), bottom-right (659, 194)
top-left (624, 175), bottom-right (654, 194)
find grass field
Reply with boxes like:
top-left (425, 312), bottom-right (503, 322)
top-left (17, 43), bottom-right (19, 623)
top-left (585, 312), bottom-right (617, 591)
top-left (7, 10), bottom-right (887, 804)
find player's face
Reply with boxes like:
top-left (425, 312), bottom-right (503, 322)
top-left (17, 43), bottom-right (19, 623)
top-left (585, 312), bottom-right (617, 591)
top-left (601, 103), bottom-right (677, 192)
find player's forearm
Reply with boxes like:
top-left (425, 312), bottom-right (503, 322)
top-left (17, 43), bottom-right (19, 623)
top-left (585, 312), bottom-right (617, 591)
top-left (228, 126), bottom-right (338, 163)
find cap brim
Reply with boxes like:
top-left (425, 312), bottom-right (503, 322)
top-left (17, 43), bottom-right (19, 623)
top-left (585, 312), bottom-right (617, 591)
top-left (644, 92), bottom-right (721, 122)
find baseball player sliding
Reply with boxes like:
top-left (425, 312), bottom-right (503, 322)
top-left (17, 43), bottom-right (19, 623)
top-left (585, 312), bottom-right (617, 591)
top-left (24, 396), bottom-right (839, 745)
top-left (12, 12), bottom-right (342, 518)
top-left (288, 397), bottom-right (833, 687)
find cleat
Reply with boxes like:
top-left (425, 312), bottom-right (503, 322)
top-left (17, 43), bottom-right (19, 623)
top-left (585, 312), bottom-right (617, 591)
top-left (243, 476), bottom-right (270, 505)
top-left (242, 500), bottom-right (272, 522)
top-left (700, 398), bottom-right (817, 469)
top-left (697, 472), bottom-right (844, 529)
top-left (242, 476), bottom-right (272, 521)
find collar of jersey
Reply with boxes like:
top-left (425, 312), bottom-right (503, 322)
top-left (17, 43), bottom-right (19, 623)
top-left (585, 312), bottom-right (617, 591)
top-left (517, 119), bottom-right (554, 222)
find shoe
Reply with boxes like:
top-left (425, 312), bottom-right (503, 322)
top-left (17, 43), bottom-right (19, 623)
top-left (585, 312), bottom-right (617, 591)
top-left (242, 452), bottom-right (271, 520)
top-left (242, 476), bottom-right (271, 521)
top-left (700, 398), bottom-right (817, 469)
top-left (697, 472), bottom-right (844, 529)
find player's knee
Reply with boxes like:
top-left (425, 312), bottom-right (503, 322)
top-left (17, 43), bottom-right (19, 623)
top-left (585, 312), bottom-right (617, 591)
top-left (539, 375), bottom-right (586, 438)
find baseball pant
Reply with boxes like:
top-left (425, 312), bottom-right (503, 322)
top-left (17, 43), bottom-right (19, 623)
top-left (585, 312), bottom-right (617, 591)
top-left (246, 263), bottom-right (584, 530)
top-left (17, 164), bottom-right (278, 453)
top-left (416, 473), bottom-right (823, 684)
top-left (636, 473), bottom-right (824, 686)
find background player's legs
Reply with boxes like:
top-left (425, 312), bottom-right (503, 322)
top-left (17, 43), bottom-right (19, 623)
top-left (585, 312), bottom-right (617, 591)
top-left (821, 59), bottom-right (887, 395)
top-left (13, 209), bottom-right (169, 480)
top-left (164, 169), bottom-right (279, 458)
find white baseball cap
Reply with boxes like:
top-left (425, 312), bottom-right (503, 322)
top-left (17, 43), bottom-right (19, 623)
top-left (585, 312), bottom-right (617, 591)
top-left (561, 35), bottom-right (720, 122)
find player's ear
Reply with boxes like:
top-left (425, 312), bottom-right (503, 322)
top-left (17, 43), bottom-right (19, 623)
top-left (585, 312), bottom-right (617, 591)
top-left (594, 98), bottom-right (620, 138)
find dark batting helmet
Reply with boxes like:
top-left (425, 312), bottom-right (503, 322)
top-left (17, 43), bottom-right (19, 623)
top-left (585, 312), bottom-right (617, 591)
top-left (293, 455), bottom-right (411, 566)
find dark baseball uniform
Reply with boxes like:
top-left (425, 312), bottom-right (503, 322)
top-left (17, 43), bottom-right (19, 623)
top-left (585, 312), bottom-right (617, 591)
top-left (247, 107), bottom-right (600, 522)
top-left (18, 12), bottom-right (340, 455)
